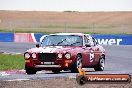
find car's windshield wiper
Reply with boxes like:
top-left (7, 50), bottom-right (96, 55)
top-left (70, 41), bottom-right (81, 46)
top-left (57, 39), bottom-right (67, 45)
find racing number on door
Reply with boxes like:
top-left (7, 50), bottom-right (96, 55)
top-left (90, 50), bottom-right (94, 62)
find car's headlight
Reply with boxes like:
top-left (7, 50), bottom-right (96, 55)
top-left (24, 53), bottom-right (30, 59)
top-left (65, 53), bottom-right (71, 59)
top-left (32, 53), bottom-right (36, 58)
top-left (58, 53), bottom-right (62, 58)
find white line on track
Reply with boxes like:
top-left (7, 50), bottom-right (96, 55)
top-left (1, 52), bottom-right (22, 55)
top-left (0, 72), bottom-right (10, 76)
top-left (7, 79), bottom-right (30, 81)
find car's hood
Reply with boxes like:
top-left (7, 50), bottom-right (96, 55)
top-left (26, 46), bottom-right (76, 53)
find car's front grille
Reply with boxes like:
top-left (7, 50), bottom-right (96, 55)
top-left (38, 53), bottom-right (56, 62)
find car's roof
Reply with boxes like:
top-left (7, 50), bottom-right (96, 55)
top-left (50, 33), bottom-right (90, 36)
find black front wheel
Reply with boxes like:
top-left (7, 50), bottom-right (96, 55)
top-left (52, 70), bottom-right (61, 73)
top-left (25, 66), bottom-right (37, 75)
top-left (94, 55), bottom-right (105, 71)
top-left (71, 54), bottom-right (82, 73)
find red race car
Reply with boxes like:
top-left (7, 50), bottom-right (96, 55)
top-left (24, 33), bottom-right (105, 74)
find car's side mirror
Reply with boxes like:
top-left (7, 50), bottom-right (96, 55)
top-left (85, 44), bottom-right (91, 47)
top-left (36, 43), bottom-right (40, 48)
top-left (96, 42), bottom-right (98, 45)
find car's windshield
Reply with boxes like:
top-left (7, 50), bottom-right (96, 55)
top-left (41, 35), bottom-right (83, 46)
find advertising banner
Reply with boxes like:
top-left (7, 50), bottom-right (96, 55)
top-left (0, 32), bottom-right (132, 45)
top-left (92, 34), bottom-right (132, 45)
top-left (0, 32), bottom-right (14, 42)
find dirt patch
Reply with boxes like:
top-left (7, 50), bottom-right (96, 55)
top-left (0, 11), bottom-right (132, 34)
top-left (0, 78), bottom-right (132, 88)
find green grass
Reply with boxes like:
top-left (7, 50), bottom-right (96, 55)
top-left (0, 29), bottom-right (131, 35)
top-left (0, 54), bottom-right (24, 70)
top-left (0, 23), bottom-right (132, 34)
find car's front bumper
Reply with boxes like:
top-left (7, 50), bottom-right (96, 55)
top-left (25, 59), bottom-right (73, 70)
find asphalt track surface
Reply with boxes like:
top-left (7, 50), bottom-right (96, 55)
top-left (0, 42), bottom-right (132, 81)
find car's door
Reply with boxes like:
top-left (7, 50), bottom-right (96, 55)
top-left (86, 35), bottom-right (97, 66)
top-left (90, 37), bottom-right (101, 65)
top-left (82, 35), bottom-right (100, 67)
top-left (82, 35), bottom-right (92, 67)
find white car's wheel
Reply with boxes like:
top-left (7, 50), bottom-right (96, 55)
top-left (52, 70), bottom-right (60, 73)
top-left (77, 55), bottom-right (82, 68)
top-left (71, 54), bottom-right (82, 73)
top-left (25, 66), bottom-right (37, 75)
top-left (94, 55), bottom-right (105, 71)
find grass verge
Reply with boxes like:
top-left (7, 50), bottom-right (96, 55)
top-left (0, 54), bottom-right (24, 70)
top-left (0, 29), bottom-right (132, 35)
top-left (0, 23), bottom-right (132, 34)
